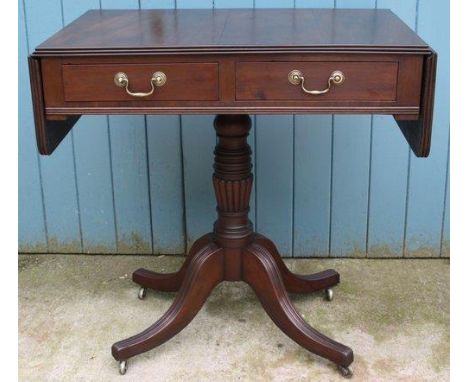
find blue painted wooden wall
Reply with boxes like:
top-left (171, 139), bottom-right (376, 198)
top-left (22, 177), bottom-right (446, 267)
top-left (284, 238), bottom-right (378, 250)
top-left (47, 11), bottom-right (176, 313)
top-left (19, 0), bottom-right (450, 258)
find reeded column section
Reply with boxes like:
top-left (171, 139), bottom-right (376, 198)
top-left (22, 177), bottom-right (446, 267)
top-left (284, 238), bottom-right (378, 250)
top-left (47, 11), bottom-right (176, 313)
top-left (212, 115), bottom-right (253, 280)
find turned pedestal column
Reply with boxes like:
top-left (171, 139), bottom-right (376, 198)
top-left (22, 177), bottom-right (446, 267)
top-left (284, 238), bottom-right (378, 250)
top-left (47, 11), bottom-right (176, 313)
top-left (112, 114), bottom-right (354, 377)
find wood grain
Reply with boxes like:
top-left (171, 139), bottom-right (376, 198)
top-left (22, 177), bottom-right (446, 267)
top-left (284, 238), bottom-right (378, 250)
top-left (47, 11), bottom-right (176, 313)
top-left (35, 9), bottom-right (428, 55)
top-left (63, 63), bottom-right (219, 102)
top-left (236, 61), bottom-right (399, 101)
top-left (121, 115), bottom-right (354, 371)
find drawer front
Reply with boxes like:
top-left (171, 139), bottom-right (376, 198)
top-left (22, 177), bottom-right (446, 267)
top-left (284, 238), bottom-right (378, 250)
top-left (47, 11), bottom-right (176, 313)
top-left (63, 63), bottom-right (219, 101)
top-left (236, 61), bottom-right (398, 101)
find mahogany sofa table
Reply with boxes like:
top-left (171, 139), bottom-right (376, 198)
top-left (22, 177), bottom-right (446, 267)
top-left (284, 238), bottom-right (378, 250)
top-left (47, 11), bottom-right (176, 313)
top-left (28, 8), bottom-right (436, 378)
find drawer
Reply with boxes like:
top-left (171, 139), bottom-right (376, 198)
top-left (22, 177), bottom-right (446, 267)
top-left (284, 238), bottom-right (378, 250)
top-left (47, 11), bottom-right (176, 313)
top-left (236, 61), bottom-right (398, 102)
top-left (62, 63), bottom-right (219, 102)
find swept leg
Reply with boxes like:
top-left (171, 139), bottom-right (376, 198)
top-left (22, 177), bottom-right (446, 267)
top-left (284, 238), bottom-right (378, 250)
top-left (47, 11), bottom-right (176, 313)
top-left (132, 233), bottom-right (213, 292)
top-left (243, 243), bottom-right (353, 368)
top-left (112, 243), bottom-right (223, 362)
top-left (255, 234), bottom-right (340, 294)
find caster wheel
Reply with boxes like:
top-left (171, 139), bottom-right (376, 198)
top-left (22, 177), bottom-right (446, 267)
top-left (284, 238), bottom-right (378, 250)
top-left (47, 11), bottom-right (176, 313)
top-left (325, 288), bottom-right (334, 301)
top-left (337, 365), bottom-right (353, 378)
top-left (119, 360), bottom-right (128, 375)
top-left (138, 287), bottom-right (147, 300)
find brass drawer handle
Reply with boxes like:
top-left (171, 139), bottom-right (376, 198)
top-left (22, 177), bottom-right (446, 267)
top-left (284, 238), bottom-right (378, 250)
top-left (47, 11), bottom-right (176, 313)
top-left (288, 70), bottom-right (345, 95)
top-left (114, 71), bottom-right (167, 97)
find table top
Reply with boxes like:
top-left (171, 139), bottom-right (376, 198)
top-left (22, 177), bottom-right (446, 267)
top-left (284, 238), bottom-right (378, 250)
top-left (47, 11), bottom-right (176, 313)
top-left (29, 8), bottom-right (436, 158)
top-left (35, 8), bottom-right (429, 55)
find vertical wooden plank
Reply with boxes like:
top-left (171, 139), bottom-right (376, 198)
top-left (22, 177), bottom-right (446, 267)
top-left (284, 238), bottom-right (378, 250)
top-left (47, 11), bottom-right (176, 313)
top-left (181, 116), bottom-right (217, 248)
top-left (61, 0), bottom-right (117, 254)
top-left (18, 0), bottom-right (47, 252)
top-left (330, 0), bottom-right (375, 257)
top-left (294, 116), bottom-right (332, 257)
top-left (337, 0), bottom-right (375, 7)
top-left (255, 0), bottom-right (294, 258)
top-left (296, 0), bottom-right (334, 7)
top-left (441, 154), bottom-right (450, 258)
top-left (178, 1), bottom-right (215, 250)
top-left (367, 115), bottom-right (408, 257)
top-left (146, 116), bottom-right (185, 254)
top-left (141, 2), bottom-right (184, 254)
top-left (405, 0), bottom-right (450, 257)
top-left (330, 115), bottom-right (371, 257)
top-left (141, 0), bottom-right (174, 8)
top-left (294, 1), bottom-right (334, 258)
top-left (108, 115), bottom-right (152, 253)
top-left (101, 0), bottom-right (152, 254)
top-left (177, 0), bottom-right (212, 9)
top-left (25, 0), bottom-right (82, 253)
top-left (256, 116), bottom-right (294, 257)
top-left (215, 0), bottom-right (252, 6)
top-left (72, 115), bottom-right (117, 253)
top-left (367, 0), bottom-right (416, 258)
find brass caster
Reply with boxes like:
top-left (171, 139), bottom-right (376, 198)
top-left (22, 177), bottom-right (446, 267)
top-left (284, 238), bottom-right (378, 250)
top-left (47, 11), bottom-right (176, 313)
top-left (337, 365), bottom-right (353, 378)
top-left (119, 360), bottom-right (128, 375)
top-left (138, 287), bottom-right (147, 300)
top-left (325, 288), bottom-right (334, 301)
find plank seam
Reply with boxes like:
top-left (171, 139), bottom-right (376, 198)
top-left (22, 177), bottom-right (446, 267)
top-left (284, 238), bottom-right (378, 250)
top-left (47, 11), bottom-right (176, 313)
top-left (173, 0), bottom-right (187, 255)
top-left (403, 0), bottom-right (420, 258)
top-left (439, 130), bottom-right (450, 257)
top-left (179, 115), bottom-right (188, 254)
top-left (292, 115), bottom-right (296, 257)
top-left (365, 0), bottom-right (378, 257)
top-left (139, 0), bottom-right (154, 255)
top-left (329, 0), bottom-right (337, 258)
top-left (328, 115), bottom-right (335, 257)
top-left (70, 131), bottom-right (84, 253)
top-left (21, 0), bottom-right (30, 54)
top-left (402, 149), bottom-right (411, 258)
top-left (143, 116), bottom-right (155, 254)
top-left (365, 116), bottom-right (374, 258)
top-left (415, 0), bottom-right (421, 32)
top-left (61, 0), bottom-right (83, 253)
top-left (59, 0), bottom-right (65, 26)
top-left (100, 3), bottom-right (118, 253)
top-left (23, 0), bottom-right (49, 251)
top-left (106, 116), bottom-right (119, 252)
